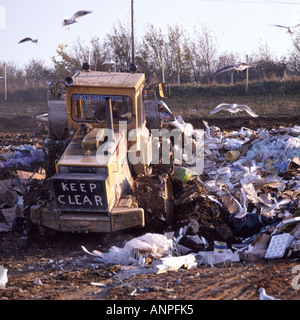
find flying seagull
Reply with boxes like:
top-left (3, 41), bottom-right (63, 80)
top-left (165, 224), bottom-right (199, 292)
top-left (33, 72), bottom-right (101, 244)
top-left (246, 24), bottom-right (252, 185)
top-left (271, 24), bottom-right (300, 34)
top-left (18, 37), bottom-right (39, 45)
top-left (62, 10), bottom-right (92, 28)
top-left (209, 103), bottom-right (258, 117)
top-left (216, 63), bottom-right (253, 74)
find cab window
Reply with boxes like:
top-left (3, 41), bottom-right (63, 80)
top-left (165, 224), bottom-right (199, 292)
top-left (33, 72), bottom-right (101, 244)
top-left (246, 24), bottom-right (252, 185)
top-left (137, 92), bottom-right (145, 129)
top-left (71, 94), bottom-right (132, 124)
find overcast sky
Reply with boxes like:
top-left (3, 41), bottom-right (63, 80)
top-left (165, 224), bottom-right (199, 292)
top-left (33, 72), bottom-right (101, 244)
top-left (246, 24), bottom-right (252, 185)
top-left (0, 0), bottom-right (300, 68)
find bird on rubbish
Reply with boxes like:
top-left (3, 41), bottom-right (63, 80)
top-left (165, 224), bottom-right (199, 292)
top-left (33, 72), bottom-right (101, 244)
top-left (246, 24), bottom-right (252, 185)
top-left (18, 37), bottom-right (39, 45)
top-left (158, 100), bottom-right (193, 134)
top-left (209, 103), bottom-right (259, 118)
top-left (216, 63), bottom-right (253, 74)
top-left (226, 188), bottom-right (248, 219)
top-left (271, 24), bottom-right (300, 34)
top-left (62, 10), bottom-right (92, 28)
top-left (259, 288), bottom-right (281, 300)
top-left (260, 197), bottom-right (291, 217)
top-left (202, 120), bottom-right (221, 144)
top-left (0, 265), bottom-right (8, 289)
top-left (237, 163), bottom-right (261, 186)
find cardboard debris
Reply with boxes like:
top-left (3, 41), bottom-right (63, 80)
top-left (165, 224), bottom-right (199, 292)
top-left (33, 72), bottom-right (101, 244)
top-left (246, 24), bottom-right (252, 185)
top-left (1, 206), bottom-right (18, 228)
top-left (222, 194), bottom-right (240, 214)
top-left (0, 169), bottom-right (46, 232)
top-left (239, 249), bottom-right (267, 262)
top-left (198, 249), bottom-right (240, 266)
top-left (16, 170), bottom-right (46, 183)
top-left (239, 234), bottom-right (271, 261)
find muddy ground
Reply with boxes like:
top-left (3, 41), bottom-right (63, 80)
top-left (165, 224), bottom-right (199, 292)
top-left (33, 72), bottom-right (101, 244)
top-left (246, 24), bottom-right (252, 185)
top-left (0, 114), bottom-right (300, 304)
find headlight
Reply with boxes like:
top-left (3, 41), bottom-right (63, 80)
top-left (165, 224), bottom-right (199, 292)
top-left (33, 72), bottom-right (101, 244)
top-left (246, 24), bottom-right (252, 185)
top-left (68, 128), bottom-right (76, 137)
top-left (58, 166), bottom-right (70, 173)
top-left (95, 167), bottom-right (107, 174)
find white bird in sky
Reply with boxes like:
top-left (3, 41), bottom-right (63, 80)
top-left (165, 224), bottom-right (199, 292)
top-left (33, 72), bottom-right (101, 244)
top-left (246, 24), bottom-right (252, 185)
top-left (216, 63), bottom-right (253, 74)
top-left (62, 10), bottom-right (92, 28)
top-left (259, 288), bottom-right (281, 300)
top-left (210, 103), bottom-right (259, 118)
top-left (271, 24), bottom-right (300, 34)
top-left (18, 37), bottom-right (39, 45)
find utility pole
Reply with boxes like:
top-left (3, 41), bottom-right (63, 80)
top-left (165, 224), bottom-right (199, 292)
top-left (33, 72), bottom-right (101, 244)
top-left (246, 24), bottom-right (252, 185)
top-left (246, 55), bottom-right (249, 93)
top-left (131, 0), bottom-right (135, 65)
top-left (4, 63), bottom-right (7, 101)
top-left (162, 57), bottom-right (165, 83)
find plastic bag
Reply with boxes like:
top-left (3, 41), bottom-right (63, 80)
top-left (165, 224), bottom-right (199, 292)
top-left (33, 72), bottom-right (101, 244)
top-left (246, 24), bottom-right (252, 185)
top-left (174, 167), bottom-right (199, 183)
top-left (84, 233), bottom-right (174, 265)
top-left (228, 213), bottom-right (264, 238)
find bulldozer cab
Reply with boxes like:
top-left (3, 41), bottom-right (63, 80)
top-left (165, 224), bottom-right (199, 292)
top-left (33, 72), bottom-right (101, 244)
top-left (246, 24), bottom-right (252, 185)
top-left (65, 71), bottom-right (147, 137)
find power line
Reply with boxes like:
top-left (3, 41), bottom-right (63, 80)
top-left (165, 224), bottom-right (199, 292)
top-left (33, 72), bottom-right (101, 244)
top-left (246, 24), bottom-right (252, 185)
top-left (195, 0), bottom-right (300, 4)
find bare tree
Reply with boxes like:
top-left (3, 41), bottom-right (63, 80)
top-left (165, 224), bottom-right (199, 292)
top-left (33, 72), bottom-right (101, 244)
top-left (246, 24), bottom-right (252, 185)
top-left (139, 24), bottom-right (166, 82)
top-left (193, 24), bottom-right (219, 84)
top-left (24, 59), bottom-right (54, 85)
top-left (104, 21), bottom-right (132, 72)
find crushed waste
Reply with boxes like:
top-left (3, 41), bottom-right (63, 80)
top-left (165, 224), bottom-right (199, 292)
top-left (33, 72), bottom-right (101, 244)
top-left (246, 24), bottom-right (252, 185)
top-left (0, 120), bottom-right (299, 279)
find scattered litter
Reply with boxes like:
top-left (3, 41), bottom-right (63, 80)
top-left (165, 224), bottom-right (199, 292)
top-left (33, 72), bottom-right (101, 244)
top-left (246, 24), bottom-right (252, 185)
top-left (198, 249), bottom-right (240, 267)
top-left (0, 169), bottom-right (46, 232)
top-left (91, 282), bottom-right (107, 287)
top-left (0, 145), bottom-right (44, 169)
top-left (226, 150), bottom-right (240, 161)
top-left (265, 233), bottom-right (294, 259)
top-left (174, 167), bottom-right (199, 183)
top-left (33, 278), bottom-right (43, 286)
top-left (82, 233), bottom-right (176, 266)
top-left (238, 233), bottom-right (271, 261)
top-left (1, 111), bottom-right (300, 280)
top-left (214, 241), bottom-right (227, 254)
top-left (151, 254), bottom-right (197, 274)
top-left (116, 275), bottom-right (138, 296)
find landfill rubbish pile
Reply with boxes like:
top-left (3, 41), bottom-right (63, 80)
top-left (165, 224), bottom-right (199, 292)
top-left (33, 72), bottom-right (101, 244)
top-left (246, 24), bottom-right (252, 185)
top-left (82, 121), bottom-right (300, 274)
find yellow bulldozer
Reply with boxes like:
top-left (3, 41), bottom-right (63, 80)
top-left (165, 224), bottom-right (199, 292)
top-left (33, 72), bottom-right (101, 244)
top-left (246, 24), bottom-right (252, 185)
top-left (29, 67), bottom-right (175, 234)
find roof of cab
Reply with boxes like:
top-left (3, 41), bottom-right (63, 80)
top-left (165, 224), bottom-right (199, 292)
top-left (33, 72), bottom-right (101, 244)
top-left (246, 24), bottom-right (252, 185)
top-left (71, 71), bottom-right (145, 90)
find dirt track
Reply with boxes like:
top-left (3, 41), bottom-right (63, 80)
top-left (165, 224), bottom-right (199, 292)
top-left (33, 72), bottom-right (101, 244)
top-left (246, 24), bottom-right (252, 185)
top-left (0, 115), bottom-right (300, 302)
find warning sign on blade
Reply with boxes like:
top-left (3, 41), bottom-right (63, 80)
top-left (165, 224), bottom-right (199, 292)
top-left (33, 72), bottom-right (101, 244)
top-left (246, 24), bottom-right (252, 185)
top-left (52, 176), bottom-right (108, 212)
